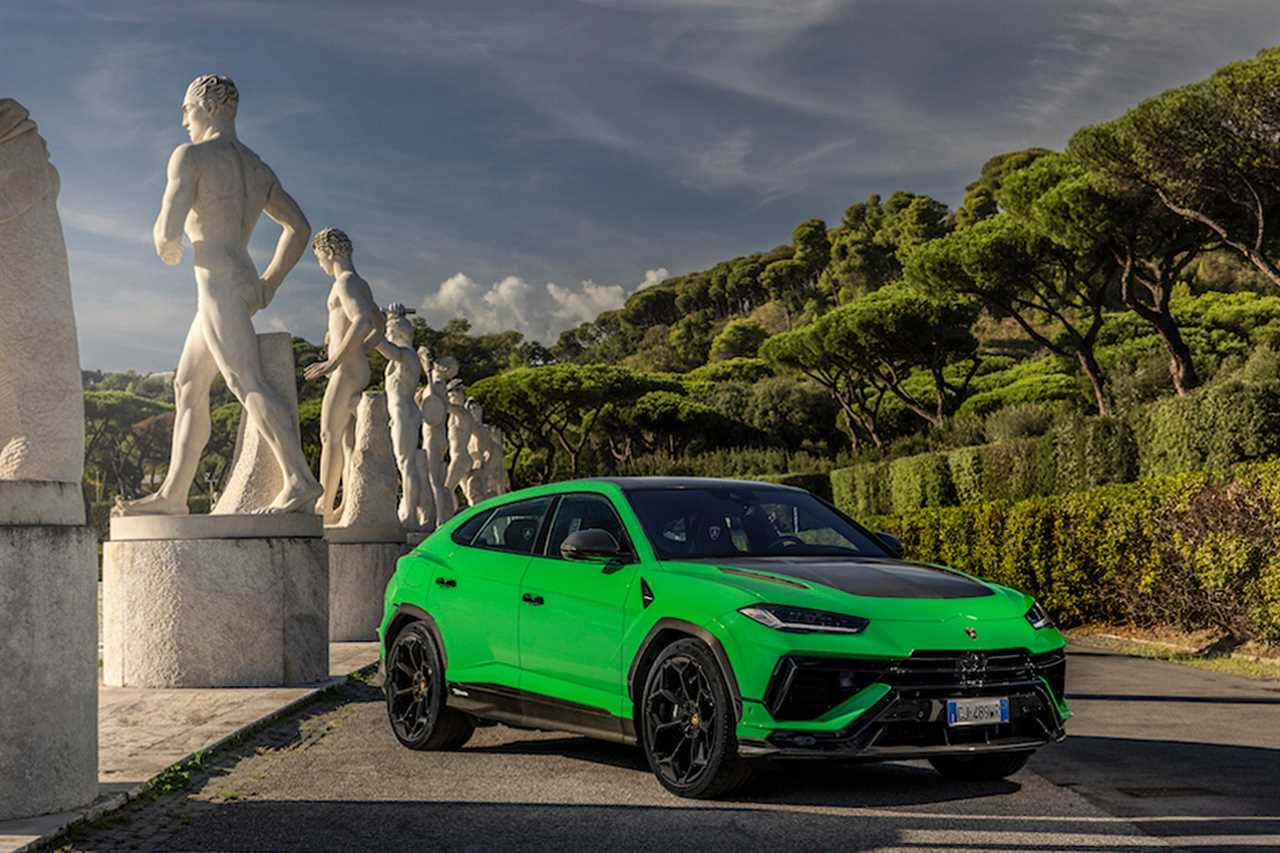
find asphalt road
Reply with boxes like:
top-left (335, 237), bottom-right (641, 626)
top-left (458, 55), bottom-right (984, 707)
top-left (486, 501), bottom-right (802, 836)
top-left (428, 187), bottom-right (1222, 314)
top-left (58, 645), bottom-right (1280, 853)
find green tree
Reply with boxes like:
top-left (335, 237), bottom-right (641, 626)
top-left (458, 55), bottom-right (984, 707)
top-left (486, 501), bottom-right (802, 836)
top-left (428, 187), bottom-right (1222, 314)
top-left (709, 318), bottom-right (769, 361)
top-left (1069, 47), bottom-right (1280, 288)
top-left (907, 212), bottom-right (1115, 415)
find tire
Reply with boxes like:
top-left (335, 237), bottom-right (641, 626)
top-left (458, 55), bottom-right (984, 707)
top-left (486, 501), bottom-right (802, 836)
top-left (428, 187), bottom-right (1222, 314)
top-left (929, 750), bottom-right (1032, 781)
top-left (385, 621), bottom-right (475, 750)
top-left (639, 637), bottom-right (753, 799)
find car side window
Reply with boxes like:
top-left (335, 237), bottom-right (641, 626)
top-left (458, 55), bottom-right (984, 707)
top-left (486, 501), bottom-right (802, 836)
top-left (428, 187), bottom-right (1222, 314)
top-left (544, 493), bottom-right (632, 559)
top-left (451, 509), bottom-right (494, 545)
top-left (471, 497), bottom-right (554, 555)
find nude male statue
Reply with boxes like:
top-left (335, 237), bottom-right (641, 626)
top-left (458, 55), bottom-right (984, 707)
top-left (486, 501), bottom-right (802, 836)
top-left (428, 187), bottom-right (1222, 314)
top-left (378, 303), bottom-right (426, 528)
top-left (444, 379), bottom-right (477, 517)
top-left (463, 399), bottom-right (499, 506)
top-left (114, 74), bottom-right (320, 517)
top-left (415, 350), bottom-right (457, 528)
top-left (302, 228), bottom-right (384, 525)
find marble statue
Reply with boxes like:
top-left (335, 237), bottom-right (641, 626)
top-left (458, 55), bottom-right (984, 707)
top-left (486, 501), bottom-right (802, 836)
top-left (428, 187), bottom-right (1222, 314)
top-left (0, 99), bottom-right (84, 491)
top-left (415, 350), bottom-right (456, 528)
top-left (444, 378), bottom-right (477, 517)
top-left (462, 398), bottom-right (489, 506)
top-left (114, 74), bottom-right (320, 517)
top-left (488, 425), bottom-right (511, 495)
top-left (332, 392), bottom-right (402, 539)
top-left (303, 227), bottom-right (384, 525)
top-left (378, 303), bottom-right (426, 528)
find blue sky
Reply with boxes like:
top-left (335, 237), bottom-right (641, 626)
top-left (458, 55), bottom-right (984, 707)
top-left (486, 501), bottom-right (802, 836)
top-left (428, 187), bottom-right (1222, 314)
top-left (7, 0), bottom-right (1280, 371)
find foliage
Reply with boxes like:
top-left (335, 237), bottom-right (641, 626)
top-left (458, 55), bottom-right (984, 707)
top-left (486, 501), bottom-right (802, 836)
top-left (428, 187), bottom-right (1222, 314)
top-left (709, 319), bottom-right (769, 362)
top-left (887, 452), bottom-right (955, 515)
top-left (1134, 380), bottom-right (1280, 478)
top-left (875, 460), bottom-right (1280, 642)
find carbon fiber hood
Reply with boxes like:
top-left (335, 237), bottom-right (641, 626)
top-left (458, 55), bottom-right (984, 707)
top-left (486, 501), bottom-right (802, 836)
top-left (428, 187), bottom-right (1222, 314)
top-left (693, 556), bottom-right (995, 600)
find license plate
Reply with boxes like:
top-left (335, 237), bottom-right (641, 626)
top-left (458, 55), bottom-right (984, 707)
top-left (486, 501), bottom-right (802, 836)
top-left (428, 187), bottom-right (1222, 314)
top-left (947, 697), bottom-right (1009, 727)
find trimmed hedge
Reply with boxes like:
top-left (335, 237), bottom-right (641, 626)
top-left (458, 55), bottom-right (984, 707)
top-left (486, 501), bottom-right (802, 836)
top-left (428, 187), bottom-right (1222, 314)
top-left (831, 418), bottom-right (1136, 517)
top-left (871, 460), bottom-right (1280, 642)
top-left (1135, 380), bottom-right (1280, 478)
top-left (888, 452), bottom-right (954, 515)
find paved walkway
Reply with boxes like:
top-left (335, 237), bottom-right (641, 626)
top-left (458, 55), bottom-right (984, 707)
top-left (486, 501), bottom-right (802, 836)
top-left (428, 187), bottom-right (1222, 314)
top-left (0, 643), bottom-right (379, 853)
top-left (36, 642), bottom-right (1280, 852)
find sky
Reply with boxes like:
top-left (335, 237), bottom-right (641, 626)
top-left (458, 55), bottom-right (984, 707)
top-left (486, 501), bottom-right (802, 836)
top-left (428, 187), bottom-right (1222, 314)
top-left (6, 0), bottom-right (1280, 372)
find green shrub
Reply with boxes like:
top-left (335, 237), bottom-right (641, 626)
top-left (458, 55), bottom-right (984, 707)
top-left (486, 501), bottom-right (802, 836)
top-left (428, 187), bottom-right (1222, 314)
top-left (1051, 416), bottom-right (1138, 492)
top-left (1136, 380), bottom-right (1280, 477)
top-left (830, 462), bottom-right (890, 518)
top-left (976, 437), bottom-right (1056, 502)
top-left (985, 404), bottom-right (1056, 443)
top-left (887, 452), bottom-right (955, 515)
top-left (876, 459), bottom-right (1280, 642)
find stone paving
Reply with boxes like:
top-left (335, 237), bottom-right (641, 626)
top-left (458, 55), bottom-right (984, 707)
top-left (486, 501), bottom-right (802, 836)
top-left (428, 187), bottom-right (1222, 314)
top-left (0, 643), bottom-right (378, 853)
top-left (31, 644), bottom-right (1280, 852)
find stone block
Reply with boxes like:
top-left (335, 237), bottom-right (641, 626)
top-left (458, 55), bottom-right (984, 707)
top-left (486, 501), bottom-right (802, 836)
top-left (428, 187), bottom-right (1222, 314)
top-left (102, 537), bottom-right (329, 687)
top-left (328, 541), bottom-right (406, 642)
top-left (0, 523), bottom-right (97, 821)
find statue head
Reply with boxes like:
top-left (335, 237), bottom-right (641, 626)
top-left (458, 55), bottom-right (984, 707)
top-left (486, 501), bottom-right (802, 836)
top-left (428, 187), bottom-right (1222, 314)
top-left (312, 227), bottom-right (353, 276)
top-left (182, 74), bottom-right (238, 142)
top-left (447, 378), bottom-right (467, 404)
top-left (385, 303), bottom-right (415, 347)
top-left (466, 398), bottom-right (484, 423)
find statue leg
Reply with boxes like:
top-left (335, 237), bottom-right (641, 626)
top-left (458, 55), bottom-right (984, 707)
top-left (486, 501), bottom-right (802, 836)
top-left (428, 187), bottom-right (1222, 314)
top-left (316, 369), bottom-right (362, 524)
top-left (112, 316), bottom-right (218, 516)
top-left (390, 408), bottom-right (424, 526)
top-left (198, 293), bottom-right (321, 514)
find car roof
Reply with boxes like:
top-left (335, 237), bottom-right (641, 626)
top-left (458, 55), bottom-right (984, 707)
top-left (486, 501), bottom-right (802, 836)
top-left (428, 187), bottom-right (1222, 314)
top-left (575, 476), bottom-right (803, 492)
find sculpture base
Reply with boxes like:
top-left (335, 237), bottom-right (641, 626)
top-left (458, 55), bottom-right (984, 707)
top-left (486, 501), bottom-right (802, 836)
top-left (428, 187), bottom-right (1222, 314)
top-left (328, 541), bottom-right (406, 641)
top-left (0, 522), bottom-right (98, 821)
top-left (0, 479), bottom-right (84, 526)
top-left (110, 512), bottom-right (323, 541)
top-left (102, 536), bottom-right (328, 687)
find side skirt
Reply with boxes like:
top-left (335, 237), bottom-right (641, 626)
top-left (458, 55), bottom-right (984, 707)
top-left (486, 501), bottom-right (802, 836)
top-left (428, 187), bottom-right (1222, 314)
top-left (446, 682), bottom-right (638, 746)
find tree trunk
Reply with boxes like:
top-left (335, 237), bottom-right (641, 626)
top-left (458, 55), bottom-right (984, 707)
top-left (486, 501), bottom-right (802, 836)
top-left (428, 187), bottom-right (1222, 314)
top-left (1076, 349), bottom-right (1110, 416)
top-left (1149, 310), bottom-right (1199, 396)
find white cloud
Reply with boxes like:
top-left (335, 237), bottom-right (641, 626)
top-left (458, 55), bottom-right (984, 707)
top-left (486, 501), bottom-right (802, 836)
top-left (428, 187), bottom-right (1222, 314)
top-left (420, 269), bottom-right (663, 343)
top-left (639, 268), bottom-right (670, 289)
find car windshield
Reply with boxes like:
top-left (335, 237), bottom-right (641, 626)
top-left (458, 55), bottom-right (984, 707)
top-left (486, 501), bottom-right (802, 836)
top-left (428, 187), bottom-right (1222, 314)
top-left (626, 486), bottom-right (889, 560)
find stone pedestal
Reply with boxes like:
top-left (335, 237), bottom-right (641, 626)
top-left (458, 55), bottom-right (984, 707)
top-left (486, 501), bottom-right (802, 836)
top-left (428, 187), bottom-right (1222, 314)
top-left (327, 539), bottom-right (406, 641)
top-left (0, 518), bottom-right (98, 821)
top-left (103, 515), bottom-right (328, 688)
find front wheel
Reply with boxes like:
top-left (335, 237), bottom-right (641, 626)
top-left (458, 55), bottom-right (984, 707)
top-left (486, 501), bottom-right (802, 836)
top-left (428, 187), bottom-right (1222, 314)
top-left (385, 621), bottom-right (475, 750)
top-left (640, 638), bottom-right (753, 799)
top-left (929, 750), bottom-right (1031, 781)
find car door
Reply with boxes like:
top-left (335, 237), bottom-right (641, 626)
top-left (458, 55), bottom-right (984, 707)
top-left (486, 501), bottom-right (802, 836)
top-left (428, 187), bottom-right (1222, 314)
top-left (432, 495), bottom-right (554, 690)
top-left (517, 491), bottom-right (642, 716)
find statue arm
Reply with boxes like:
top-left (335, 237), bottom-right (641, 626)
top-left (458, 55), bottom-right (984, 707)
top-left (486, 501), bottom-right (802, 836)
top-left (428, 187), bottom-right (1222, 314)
top-left (259, 178), bottom-right (311, 307)
top-left (153, 145), bottom-right (196, 265)
top-left (303, 279), bottom-right (377, 380)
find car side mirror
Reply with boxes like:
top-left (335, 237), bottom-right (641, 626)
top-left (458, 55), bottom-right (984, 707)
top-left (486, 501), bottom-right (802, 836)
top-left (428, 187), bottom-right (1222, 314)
top-left (875, 531), bottom-right (904, 558)
top-left (560, 528), bottom-right (624, 562)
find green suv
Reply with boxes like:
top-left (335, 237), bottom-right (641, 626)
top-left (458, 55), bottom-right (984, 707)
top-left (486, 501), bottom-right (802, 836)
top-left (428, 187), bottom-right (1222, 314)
top-left (378, 478), bottom-right (1069, 798)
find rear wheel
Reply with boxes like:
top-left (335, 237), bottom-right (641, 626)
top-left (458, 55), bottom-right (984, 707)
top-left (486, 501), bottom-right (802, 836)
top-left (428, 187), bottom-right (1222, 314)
top-left (929, 751), bottom-right (1031, 781)
top-left (640, 638), bottom-right (752, 799)
top-left (385, 621), bottom-right (475, 750)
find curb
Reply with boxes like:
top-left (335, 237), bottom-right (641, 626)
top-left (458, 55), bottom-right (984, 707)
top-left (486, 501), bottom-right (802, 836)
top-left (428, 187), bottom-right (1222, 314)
top-left (17, 661), bottom-right (379, 853)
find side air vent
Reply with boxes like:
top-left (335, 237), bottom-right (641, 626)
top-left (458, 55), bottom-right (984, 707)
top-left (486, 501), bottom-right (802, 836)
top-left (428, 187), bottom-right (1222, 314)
top-left (640, 578), bottom-right (654, 608)
top-left (764, 656), bottom-right (888, 721)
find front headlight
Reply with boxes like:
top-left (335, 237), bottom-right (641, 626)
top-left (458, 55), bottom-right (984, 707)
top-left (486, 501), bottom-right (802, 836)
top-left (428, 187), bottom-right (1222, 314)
top-left (739, 604), bottom-right (869, 635)
top-left (1025, 600), bottom-right (1054, 630)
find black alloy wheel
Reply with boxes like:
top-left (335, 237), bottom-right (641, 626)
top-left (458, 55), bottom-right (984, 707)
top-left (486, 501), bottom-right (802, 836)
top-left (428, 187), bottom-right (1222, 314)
top-left (641, 638), bottom-right (752, 798)
top-left (385, 621), bottom-right (475, 750)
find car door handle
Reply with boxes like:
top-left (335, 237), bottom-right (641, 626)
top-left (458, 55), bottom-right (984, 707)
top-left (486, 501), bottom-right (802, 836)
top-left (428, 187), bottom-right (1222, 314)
top-left (435, 577), bottom-right (456, 588)
top-left (521, 593), bottom-right (544, 606)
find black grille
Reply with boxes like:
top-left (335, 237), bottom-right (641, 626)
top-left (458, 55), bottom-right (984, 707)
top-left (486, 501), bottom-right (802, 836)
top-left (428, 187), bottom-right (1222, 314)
top-left (764, 656), bottom-right (889, 721)
top-left (883, 649), bottom-right (1043, 697)
top-left (763, 648), bottom-right (1068, 722)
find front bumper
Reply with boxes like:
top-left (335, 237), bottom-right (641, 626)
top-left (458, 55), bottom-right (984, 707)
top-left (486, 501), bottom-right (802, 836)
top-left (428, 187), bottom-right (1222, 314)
top-left (737, 648), bottom-right (1068, 759)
